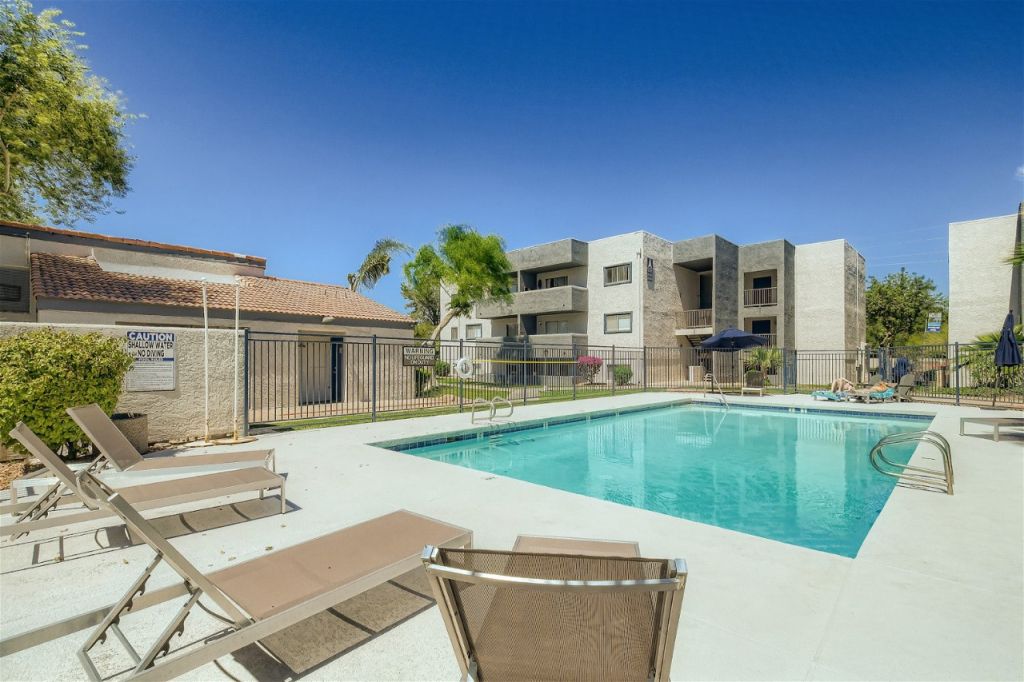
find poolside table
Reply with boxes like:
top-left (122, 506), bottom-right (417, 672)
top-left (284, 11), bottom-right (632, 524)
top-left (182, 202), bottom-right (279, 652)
top-left (959, 417), bottom-right (1024, 442)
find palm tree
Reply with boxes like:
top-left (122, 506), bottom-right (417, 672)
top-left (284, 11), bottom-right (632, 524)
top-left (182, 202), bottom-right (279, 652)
top-left (347, 239), bottom-right (411, 293)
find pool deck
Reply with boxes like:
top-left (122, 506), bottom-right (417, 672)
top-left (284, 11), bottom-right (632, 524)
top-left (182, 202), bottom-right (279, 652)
top-left (2, 393), bottom-right (1022, 681)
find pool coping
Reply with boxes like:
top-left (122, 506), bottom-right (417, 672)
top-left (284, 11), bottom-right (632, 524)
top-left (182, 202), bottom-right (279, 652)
top-left (373, 397), bottom-right (937, 452)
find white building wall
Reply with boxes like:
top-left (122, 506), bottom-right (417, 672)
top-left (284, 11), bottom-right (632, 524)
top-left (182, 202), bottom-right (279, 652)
top-left (794, 240), bottom-right (850, 350)
top-left (585, 233), bottom-right (645, 348)
top-left (948, 214), bottom-right (1021, 344)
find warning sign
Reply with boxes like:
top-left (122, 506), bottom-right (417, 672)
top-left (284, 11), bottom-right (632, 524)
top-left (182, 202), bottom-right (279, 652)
top-left (125, 330), bottom-right (176, 391)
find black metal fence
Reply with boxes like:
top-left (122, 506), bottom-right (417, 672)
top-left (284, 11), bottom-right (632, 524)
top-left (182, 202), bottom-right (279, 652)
top-left (246, 332), bottom-right (1024, 427)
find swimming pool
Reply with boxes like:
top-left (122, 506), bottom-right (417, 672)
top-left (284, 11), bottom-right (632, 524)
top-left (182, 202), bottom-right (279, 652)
top-left (385, 403), bottom-right (932, 557)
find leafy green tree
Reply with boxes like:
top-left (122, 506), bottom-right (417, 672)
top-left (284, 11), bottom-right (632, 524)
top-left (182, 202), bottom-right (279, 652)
top-left (401, 224), bottom-right (513, 340)
top-left (346, 238), bottom-right (410, 292)
top-left (401, 244), bottom-right (444, 338)
top-left (865, 269), bottom-right (946, 347)
top-left (0, 1), bottom-right (134, 225)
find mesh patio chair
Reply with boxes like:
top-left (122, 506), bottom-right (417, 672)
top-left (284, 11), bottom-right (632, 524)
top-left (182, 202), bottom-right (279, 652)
top-left (67, 403), bottom-right (275, 474)
top-left (3, 422), bottom-right (284, 540)
top-left (421, 545), bottom-right (687, 682)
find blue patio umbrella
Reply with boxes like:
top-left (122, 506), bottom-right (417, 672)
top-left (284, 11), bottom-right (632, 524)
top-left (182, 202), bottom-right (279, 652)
top-left (700, 328), bottom-right (767, 385)
top-left (699, 327), bottom-right (768, 350)
top-left (993, 311), bottom-right (1022, 406)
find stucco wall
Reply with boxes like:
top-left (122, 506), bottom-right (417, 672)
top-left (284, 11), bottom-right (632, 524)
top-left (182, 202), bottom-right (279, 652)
top-left (0, 321), bottom-right (243, 443)
top-left (948, 214), bottom-right (1021, 344)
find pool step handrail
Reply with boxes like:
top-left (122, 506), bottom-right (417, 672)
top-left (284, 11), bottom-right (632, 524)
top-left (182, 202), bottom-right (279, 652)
top-left (703, 373), bottom-right (729, 410)
top-left (869, 430), bottom-right (953, 495)
top-left (470, 396), bottom-right (515, 424)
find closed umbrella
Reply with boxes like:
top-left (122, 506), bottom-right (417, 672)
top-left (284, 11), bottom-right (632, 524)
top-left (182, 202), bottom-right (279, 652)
top-left (993, 311), bottom-right (1022, 406)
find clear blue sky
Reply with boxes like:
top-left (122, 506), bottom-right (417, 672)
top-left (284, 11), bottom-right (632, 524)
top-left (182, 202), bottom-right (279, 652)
top-left (59, 0), bottom-right (1022, 311)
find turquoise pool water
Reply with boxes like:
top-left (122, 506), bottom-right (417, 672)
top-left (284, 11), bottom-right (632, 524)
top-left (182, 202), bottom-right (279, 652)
top-left (389, 404), bottom-right (931, 557)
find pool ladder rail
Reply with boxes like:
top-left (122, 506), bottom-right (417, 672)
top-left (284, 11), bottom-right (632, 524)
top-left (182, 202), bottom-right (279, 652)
top-left (703, 373), bottom-right (729, 410)
top-left (470, 397), bottom-right (514, 424)
top-left (870, 430), bottom-right (954, 495)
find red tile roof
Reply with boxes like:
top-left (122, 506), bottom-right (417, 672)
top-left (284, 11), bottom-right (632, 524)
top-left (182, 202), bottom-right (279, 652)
top-left (30, 253), bottom-right (412, 325)
top-left (1, 220), bottom-right (266, 267)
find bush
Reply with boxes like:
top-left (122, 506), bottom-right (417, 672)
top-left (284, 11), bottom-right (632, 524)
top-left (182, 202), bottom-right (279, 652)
top-left (612, 364), bottom-right (633, 386)
top-left (434, 359), bottom-right (450, 377)
top-left (577, 355), bottom-right (603, 384)
top-left (0, 329), bottom-right (133, 457)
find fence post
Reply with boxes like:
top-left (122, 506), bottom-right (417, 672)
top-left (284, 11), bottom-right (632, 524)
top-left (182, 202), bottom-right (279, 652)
top-left (954, 342), bottom-right (960, 406)
top-left (458, 338), bottom-right (464, 413)
top-left (242, 328), bottom-right (250, 436)
top-left (643, 346), bottom-right (648, 391)
top-left (571, 340), bottom-right (577, 401)
top-left (611, 345), bottom-right (616, 396)
top-left (371, 335), bottom-right (377, 422)
top-left (522, 339), bottom-right (529, 406)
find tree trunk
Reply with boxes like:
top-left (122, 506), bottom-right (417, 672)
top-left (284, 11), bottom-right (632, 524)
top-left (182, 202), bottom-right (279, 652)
top-left (426, 308), bottom-right (459, 343)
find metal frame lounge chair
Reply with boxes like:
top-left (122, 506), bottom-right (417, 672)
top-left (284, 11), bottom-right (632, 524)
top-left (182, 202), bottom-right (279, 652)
top-left (421, 542), bottom-right (687, 682)
top-left (71, 472), bottom-right (472, 682)
top-left (2, 423), bottom-right (285, 540)
top-left (894, 372), bottom-right (916, 402)
top-left (959, 417), bottom-right (1024, 442)
top-left (812, 390), bottom-right (849, 402)
top-left (66, 403), bottom-right (275, 474)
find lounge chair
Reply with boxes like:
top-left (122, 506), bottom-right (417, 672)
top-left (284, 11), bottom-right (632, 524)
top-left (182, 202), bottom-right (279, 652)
top-left (2, 423), bottom-right (285, 540)
top-left (960, 417), bottom-right (1024, 442)
top-left (850, 386), bottom-right (896, 403)
top-left (421, 539), bottom-right (687, 681)
top-left (71, 472), bottom-right (472, 681)
top-left (67, 403), bottom-right (275, 474)
top-left (741, 370), bottom-right (766, 397)
top-left (894, 373), bottom-right (916, 402)
top-left (812, 390), bottom-right (848, 402)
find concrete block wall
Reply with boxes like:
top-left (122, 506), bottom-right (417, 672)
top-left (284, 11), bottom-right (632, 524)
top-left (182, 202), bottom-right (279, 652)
top-left (0, 321), bottom-right (243, 443)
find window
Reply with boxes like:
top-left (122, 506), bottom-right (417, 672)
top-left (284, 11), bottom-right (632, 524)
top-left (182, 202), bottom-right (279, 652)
top-left (0, 267), bottom-right (29, 313)
top-left (604, 263), bottom-right (631, 286)
top-left (543, 320), bottom-right (569, 334)
top-left (465, 324), bottom-right (483, 339)
top-left (604, 312), bottom-right (632, 334)
top-left (540, 276), bottom-right (568, 289)
top-left (750, 319), bottom-right (772, 335)
top-left (752, 276), bottom-right (773, 290)
top-left (450, 327), bottom-right (458, 340)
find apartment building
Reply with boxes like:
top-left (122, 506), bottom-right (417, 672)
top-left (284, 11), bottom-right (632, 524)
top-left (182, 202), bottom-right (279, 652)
top-left (441, 231), bottom-right (865, 351)
top-left (947, 207), bottom-right (1023, 344)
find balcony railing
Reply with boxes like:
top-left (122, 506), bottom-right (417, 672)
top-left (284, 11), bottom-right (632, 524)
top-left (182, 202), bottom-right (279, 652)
top-left (754, 333), bottom-right (777, 346)
top-left (676, 308), bottom-right (712, 329)
top-left (744, 287), bottom-right (777, 307)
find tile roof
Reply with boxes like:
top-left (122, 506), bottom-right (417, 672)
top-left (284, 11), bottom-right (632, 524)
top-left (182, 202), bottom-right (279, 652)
top-left (1, 220), bottom-right (266, 267)
top-left (30, 253), bottom-right (412, 325)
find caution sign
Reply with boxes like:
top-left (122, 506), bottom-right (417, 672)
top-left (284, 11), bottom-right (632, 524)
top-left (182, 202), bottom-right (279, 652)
top-left (125, 330), bottom-right (176, 391)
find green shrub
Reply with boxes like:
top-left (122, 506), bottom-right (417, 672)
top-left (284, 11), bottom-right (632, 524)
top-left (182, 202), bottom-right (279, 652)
top-left (612, 364), bottom-right (633, 386)
top-left (414, 367), bottom-right (432, 397)
top-left (434, 359), bottom-right (451, 377)
top-left (0, 329), bottom-right (133, 456)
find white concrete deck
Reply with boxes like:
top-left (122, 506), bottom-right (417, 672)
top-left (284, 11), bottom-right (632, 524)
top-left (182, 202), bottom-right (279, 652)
top-left (1, 393), bottom-right (1022, 681)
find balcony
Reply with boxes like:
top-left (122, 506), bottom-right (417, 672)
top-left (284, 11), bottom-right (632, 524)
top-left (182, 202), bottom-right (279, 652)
top-left (475, 285), bottom-right (588, 319)
top-left (743, 287), bottom-right (777, 307)
top-left (754, 333), bottom-right (777, 347)
top-left (675, 308), bottom-right (712, 330)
